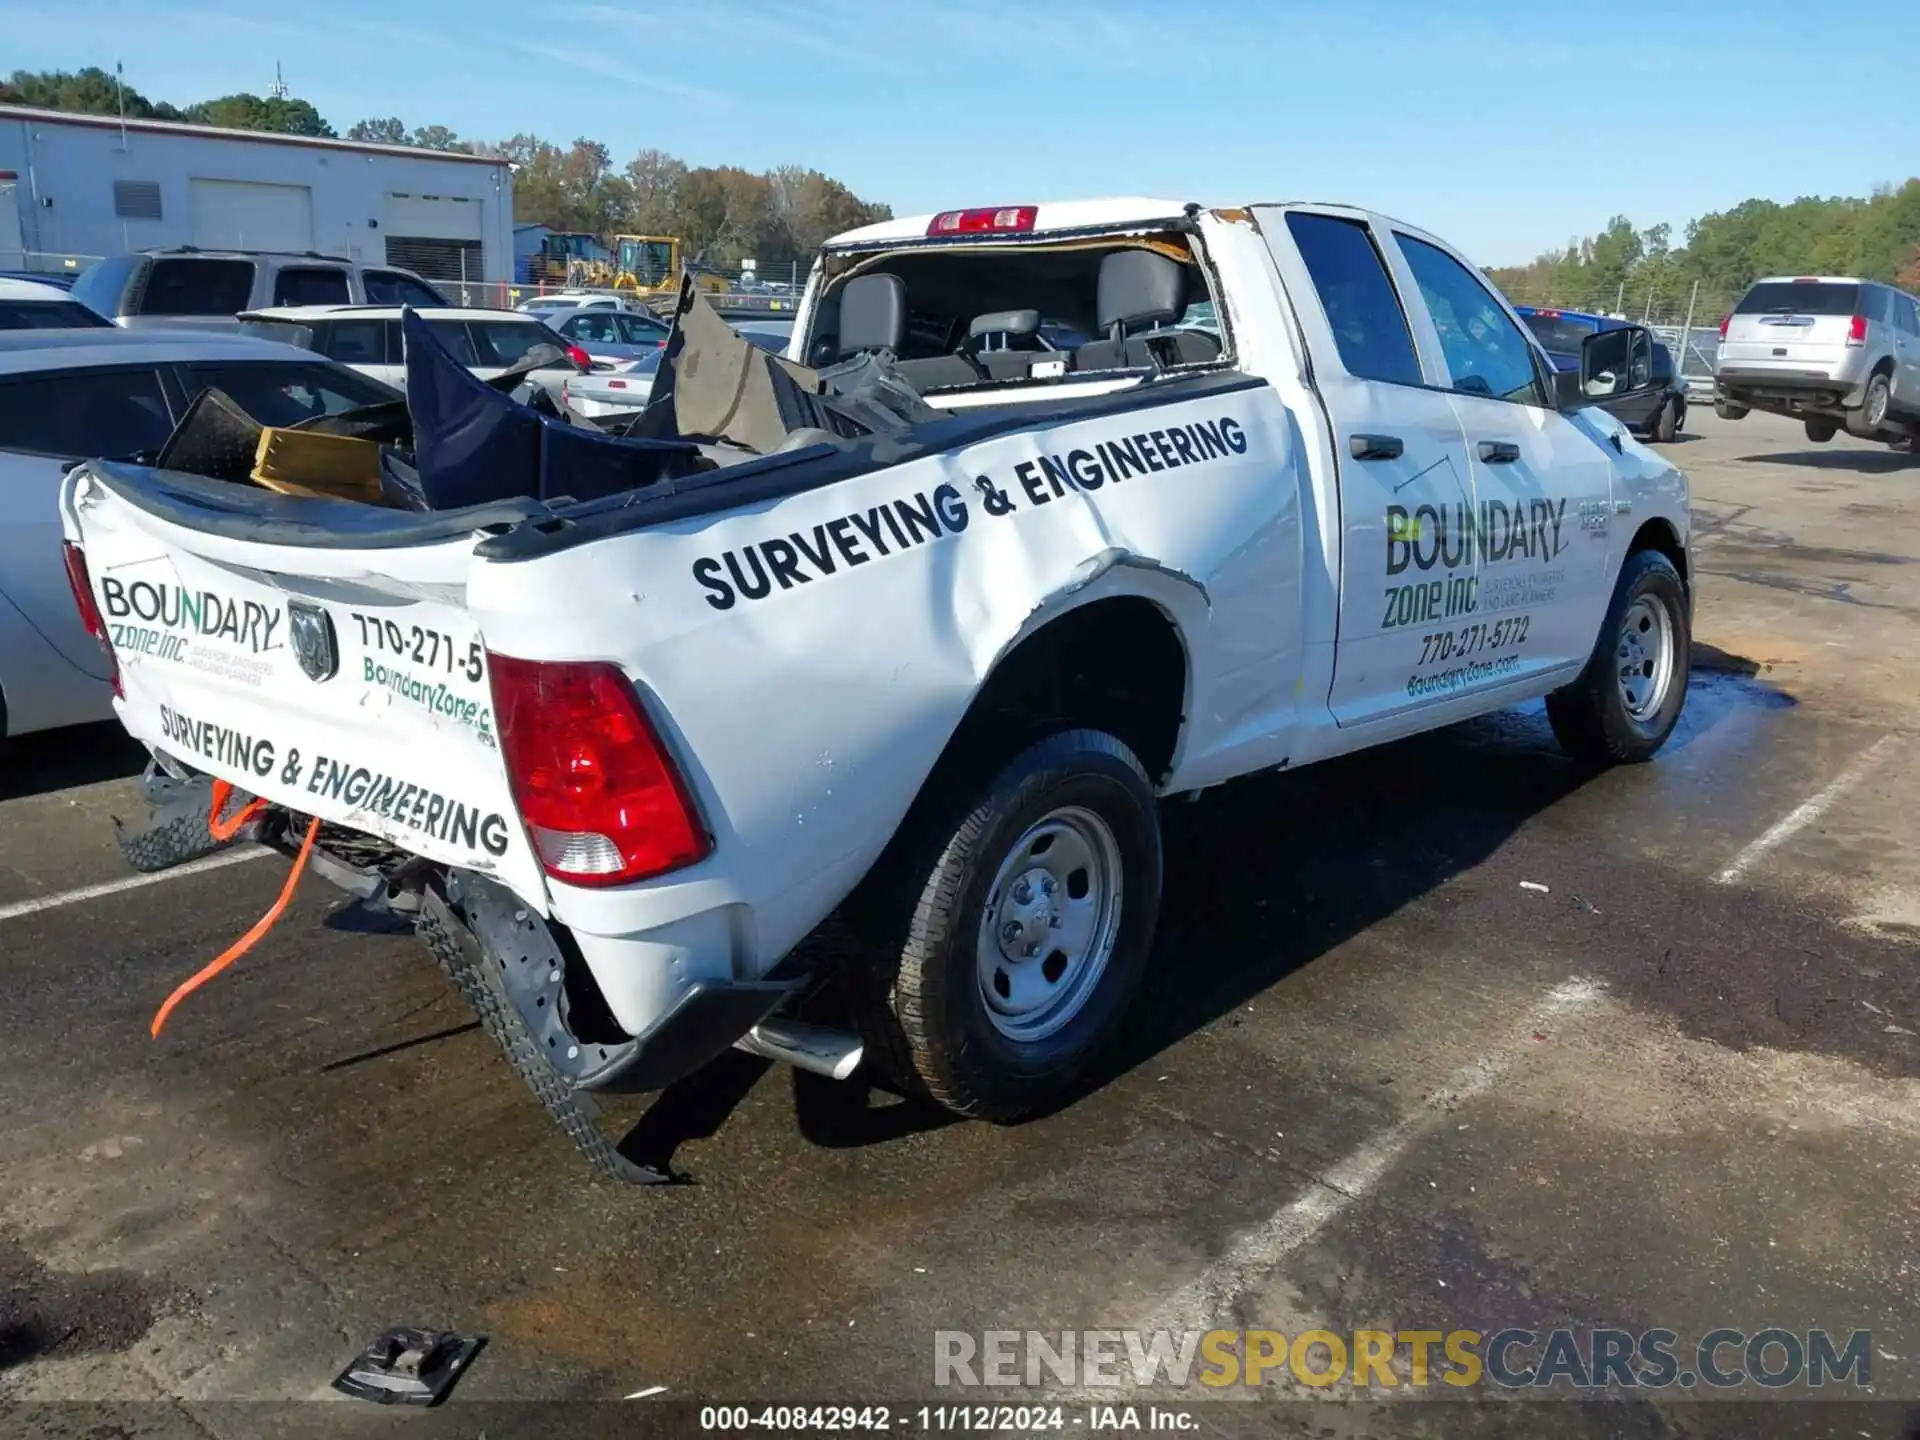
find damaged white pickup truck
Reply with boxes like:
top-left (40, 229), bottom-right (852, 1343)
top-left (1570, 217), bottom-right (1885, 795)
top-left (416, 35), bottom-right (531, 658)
top-left (61, 198), bottom-right (1691, 1181)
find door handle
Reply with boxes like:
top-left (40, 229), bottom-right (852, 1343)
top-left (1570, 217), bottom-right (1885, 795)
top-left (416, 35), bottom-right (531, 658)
top-left (1477, 441), bottom-right (1520, 464)
top-left (1349, 433), bottom-right (1404, 461)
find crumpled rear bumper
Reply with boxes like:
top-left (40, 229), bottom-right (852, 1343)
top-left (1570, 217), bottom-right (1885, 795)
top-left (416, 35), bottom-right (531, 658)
top-left (430, 871), bottom-right (794, 1093)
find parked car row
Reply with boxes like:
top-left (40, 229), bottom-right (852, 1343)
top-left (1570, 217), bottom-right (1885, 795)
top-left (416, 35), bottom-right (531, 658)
top-left (237, 305), bottom-right (592, 406)
top-left (0, 249), bottom-right (656, 743)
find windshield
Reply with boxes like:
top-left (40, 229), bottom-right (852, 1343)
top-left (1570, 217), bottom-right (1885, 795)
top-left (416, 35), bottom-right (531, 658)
top-left (619, 240), bottom-right (677, 285)
top-left (1521, 312), bottom-right (1600, 354)
top-left (1735, 282), bottom-right (1860, 316)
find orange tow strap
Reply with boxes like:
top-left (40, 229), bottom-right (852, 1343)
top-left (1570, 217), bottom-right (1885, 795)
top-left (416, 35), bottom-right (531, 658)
top-left (206, 778), bottom-right (268, 842)
top-left (149, 808), bottom-right (321, 1039)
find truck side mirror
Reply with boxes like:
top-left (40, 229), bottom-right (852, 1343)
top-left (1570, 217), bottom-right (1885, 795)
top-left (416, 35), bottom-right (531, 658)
top-left (1580, 326), bottom-right (1642, 399)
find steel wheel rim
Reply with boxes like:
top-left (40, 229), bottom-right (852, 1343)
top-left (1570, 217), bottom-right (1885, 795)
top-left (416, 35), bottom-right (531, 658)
top-left (1617, 593), bottom-right (1676, 722)
top-left (1867, 380), bottom-right (1889, 427)
top-left (975, 805), bottom-right (1124, 1043)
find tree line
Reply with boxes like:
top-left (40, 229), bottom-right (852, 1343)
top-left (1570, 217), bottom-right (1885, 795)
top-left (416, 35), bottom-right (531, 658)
top-left (2, 66), bottom-right (332, 139)
top-left (1489, 181), bottom-right (1920, 323)
top-left (3, 68), bottom-right (893, 266)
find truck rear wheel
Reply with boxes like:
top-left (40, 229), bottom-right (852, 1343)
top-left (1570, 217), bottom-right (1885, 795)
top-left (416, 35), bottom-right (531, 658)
top-left (1545, 550), bottom-right (1689, 766)
top-left (1804, 418), bottom-right (1837, 443)
top-left (845, 729), bottom-right (1162, 1122)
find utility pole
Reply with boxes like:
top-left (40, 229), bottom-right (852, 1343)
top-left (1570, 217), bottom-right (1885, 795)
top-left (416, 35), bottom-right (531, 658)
top-left (114, 60), bottom-right (127, 150)
top-left (1679, 280), bottom-right (1700, 381)
top-left (1615, 280), bottom-right (1625, 317)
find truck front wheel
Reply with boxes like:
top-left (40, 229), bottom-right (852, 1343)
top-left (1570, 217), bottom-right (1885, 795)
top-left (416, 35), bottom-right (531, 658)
top-left (1545, 550), bottom-right (1690, 765)
top-left (845, 729), bottom-right (1162, 1122)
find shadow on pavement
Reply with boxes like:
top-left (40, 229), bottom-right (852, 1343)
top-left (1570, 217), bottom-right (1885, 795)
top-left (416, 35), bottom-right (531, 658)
top-left (1734, 448), bottom-right (1919, 474)
top-left (0, 719), bottom-right (146, 803)
top-left (609, 641), bottom-right (1793, 1149)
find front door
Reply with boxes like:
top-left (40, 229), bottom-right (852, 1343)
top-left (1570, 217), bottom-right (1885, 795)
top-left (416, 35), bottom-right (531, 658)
top-left (1260, 208), bottom-right (1480, 726)
top-left (1386, 230), bottom-right (1615, 686)
top-left (1892, 291), bottom-right (1920, 413)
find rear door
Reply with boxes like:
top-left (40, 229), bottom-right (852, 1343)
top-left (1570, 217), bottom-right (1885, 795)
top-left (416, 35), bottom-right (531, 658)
top-left (1722, 279), bottom-right (1860, 370)
top-left (314, 316), bottom-right (401, 387)
top-left (271, 266), bottom-right (352, 307)
top-left (1386, 228), bottom-right (1615, 685)
top-left (1257, 206), bottom-right (1478, 726)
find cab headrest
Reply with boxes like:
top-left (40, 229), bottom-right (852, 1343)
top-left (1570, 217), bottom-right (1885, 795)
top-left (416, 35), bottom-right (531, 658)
top-left (836, 272), bottom-right (906, 358)
top-left (1097, 250), bottom-right (1183, 334)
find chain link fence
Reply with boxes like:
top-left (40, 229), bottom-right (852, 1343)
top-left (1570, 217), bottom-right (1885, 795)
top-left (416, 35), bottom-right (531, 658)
top-left (1501, 276), bottom-right (1741, 402)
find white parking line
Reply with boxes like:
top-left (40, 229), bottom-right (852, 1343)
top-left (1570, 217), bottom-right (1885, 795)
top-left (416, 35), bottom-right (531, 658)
top-left (1713, 734), bottom-right (1903, 885)
top-left (1100, 978), bottom-right (1603, 1386)
top-left (0, 846), bottom-right (274, 924)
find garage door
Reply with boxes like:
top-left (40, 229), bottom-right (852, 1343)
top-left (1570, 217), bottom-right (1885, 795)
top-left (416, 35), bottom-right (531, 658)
top-left (0, 173), bottom-right (23, 269)
top-left (384, 193), bottom-right (485, 283)
top-left (188, 179), bottom-right (314, 252)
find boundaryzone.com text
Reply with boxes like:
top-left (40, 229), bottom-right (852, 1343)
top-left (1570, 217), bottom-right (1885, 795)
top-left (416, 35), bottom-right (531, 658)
top-left (934, 1328), bottom-right (1873, 1391)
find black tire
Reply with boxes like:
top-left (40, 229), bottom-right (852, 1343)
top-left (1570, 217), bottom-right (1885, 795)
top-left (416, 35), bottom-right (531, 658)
top-left (1804, 418), bottom-right (1838, 444)
top-left (1714, 399), bottom-right (1749, 420)
top-left (1846, 371), bottom-right (1893, 438)
top-left (1545, 550), bottom-right (1690, 766)
top-left (1653, 397), bottom-right (1678, 444)
top-left (844, 729), bottom-right (1162, 1122)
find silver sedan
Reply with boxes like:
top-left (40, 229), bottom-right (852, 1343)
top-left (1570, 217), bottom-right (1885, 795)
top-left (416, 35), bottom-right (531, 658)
top-left (546, 307), bottom-right (673, 367)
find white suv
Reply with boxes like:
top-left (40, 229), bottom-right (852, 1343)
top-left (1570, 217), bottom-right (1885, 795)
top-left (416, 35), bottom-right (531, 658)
top-left (70, 249), bottom-right (450, 333)
top-left (1715, 275), bottom-right (1920, 445)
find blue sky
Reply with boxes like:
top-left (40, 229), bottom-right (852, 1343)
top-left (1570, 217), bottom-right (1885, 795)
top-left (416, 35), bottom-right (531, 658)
top-left (9, 0), bottom-right (1918, 266)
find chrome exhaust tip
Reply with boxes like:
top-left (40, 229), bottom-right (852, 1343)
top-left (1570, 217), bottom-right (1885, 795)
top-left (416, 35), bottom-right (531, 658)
top-left (736, 1019), bottom-right (863, 1081)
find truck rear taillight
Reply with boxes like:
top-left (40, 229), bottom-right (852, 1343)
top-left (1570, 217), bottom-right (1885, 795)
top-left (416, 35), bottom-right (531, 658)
top-left (487, 654), bottom-right (709, 886)
top-left (1846, 314), bottom-right (1868, 346)
top-left (1718, 314), bottom-right (1731, 339)
top-left (926, 206), bottom-right (1038, 237)
top-left (61, 542), bottom-right (121, 698)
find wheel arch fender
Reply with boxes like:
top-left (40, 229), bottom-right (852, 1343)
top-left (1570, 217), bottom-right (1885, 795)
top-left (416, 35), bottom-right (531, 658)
top-left (919, 555), bottom-right (1205, 807)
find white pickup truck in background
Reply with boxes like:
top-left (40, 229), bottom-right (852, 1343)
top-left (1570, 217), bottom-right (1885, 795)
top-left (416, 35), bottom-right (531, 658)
top-left (61, 197), bottom-right (1691, 1182)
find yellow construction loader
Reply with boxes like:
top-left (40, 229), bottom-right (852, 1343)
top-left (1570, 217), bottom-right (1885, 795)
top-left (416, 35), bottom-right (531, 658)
top-left (611, 235), bottom-right (729, 302)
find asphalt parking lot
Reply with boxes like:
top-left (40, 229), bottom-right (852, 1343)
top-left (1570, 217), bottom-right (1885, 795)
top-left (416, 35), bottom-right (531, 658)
top-left (2, 409), bottom-right (1918, 1438)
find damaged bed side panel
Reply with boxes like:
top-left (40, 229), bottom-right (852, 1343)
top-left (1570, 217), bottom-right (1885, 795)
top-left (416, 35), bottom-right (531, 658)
top-left (469, 382), bottom-right (1309, 974)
